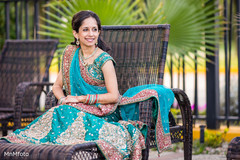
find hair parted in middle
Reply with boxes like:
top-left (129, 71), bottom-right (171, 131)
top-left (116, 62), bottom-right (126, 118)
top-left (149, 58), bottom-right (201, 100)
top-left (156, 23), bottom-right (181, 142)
top-left (71, 10), bottom-right (111, 52)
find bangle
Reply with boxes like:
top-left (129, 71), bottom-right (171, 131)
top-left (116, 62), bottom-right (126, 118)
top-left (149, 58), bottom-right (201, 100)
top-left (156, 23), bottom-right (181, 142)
top-left (84, 94), bottom-right (99, 105)
top-left (84, 94), bottom-right (90, 104)
top-left (94, 94), bottom-right (98, 104)
top-left (89, 95), bottom-right (94, 104)
top-left (59, 96), bottom-right (65, 105)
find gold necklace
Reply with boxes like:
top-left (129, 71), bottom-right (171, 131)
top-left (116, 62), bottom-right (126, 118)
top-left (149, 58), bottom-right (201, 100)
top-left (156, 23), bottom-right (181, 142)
top-left (80, 47), bottom-right (98, 66)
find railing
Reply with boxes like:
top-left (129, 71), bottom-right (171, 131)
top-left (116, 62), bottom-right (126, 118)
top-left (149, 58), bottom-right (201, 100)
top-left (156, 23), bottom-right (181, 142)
top-left (0, 0), bottom-right (50, 41)
top-left (171, 0), bottom-right (240, 129)
top-left (1, 0), bottom-right (240, 129)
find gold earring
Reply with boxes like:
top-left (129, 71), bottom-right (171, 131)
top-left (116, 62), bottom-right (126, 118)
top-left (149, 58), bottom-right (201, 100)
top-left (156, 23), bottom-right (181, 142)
top-left (76, 38), bottom-right (80, 46)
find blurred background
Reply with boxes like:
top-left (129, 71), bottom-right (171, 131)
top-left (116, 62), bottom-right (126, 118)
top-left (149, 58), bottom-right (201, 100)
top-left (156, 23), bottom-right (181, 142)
top-left (0, 0), bottom-right (239, 156)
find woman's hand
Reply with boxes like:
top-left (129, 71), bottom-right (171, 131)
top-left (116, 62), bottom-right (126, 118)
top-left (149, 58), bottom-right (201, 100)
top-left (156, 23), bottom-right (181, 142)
top-left (65, 95), bottom-right (79, 104)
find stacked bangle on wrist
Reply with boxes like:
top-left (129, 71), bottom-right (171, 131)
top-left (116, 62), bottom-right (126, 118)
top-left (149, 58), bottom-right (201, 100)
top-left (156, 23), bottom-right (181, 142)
top-left (59, 96), bottom-right (66, 105)
top-left (84, 94), bottom-right (99, 105)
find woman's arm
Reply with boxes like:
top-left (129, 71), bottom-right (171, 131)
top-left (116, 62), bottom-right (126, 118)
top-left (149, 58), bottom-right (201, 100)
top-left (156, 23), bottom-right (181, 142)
top-left (52, 68), bottom-right (85, 104)
top-left (52, 69), bottom-right (67, 103)
top-left (96, 60), bottom-right (119, 104)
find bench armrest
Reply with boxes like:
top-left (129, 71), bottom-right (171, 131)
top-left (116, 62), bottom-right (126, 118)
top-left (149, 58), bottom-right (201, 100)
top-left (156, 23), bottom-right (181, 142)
top-left (14, 82), bottom-right (53, 130)
top-left (171, 88), bottom-right (192, 160)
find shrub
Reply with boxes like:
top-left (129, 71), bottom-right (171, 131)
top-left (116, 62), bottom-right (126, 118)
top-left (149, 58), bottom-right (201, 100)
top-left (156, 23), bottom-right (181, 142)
top-left (204, 128), bottom-right (228, 148)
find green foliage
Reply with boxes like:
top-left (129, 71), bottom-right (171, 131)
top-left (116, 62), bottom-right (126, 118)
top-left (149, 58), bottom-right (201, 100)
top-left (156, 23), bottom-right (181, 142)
top-left (170, 108), bottom-right (181, 120)
top-left (199, 110), bottom-right (206, 115)
top-left (192, 140), bottom-right (206, 155)
top-left (204, 128), bottom-right (228, 148)
top-left (0, 3), bottom-right (5, 50)
top-left (163, 140), bottom-right (208, 155)
top-left (192, 128), bottom-right (228, 155)
top-left (0, 2), bottom-right (37, 50)
top-left (0, 3), bottom-right (17, 50)
top-left (39, 0), bottom-right (142, 53)
top-left (141, 0), bottom-right (224, 68)
top-left (171, 142), bottom-right (183, 152)
top-left (0, 0), bottom-right (225, 67)
top-left (38, 0), bottom-right (224, 68)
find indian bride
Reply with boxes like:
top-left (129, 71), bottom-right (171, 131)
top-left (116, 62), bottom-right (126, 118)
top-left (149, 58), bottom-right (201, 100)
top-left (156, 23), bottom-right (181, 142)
top-left (1, 10), bottom-right (174, 160)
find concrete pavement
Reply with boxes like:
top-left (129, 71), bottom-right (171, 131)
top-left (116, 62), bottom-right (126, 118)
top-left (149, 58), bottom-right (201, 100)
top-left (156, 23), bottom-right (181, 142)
top-left (149, 150), bottom-right (227, 160)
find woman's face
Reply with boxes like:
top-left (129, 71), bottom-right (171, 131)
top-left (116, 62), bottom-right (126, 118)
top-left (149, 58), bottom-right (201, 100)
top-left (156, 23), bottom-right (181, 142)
top-left (73, 17), bottom-right (100, 48)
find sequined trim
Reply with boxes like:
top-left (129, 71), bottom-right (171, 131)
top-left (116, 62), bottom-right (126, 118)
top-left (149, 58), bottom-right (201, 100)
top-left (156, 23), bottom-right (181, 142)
top-left (79, 53), bottom-right (105, 86)
top-left (21, 107), bottom-right (55, 143)
top-left (79, 52), bottom-right (115, 87)
top-left (119, 89), bottom-right (172, 154)
top-left (119, 89), bottom-right (158, 105)
top-left (56, 111), bottom-right (86, 145)
top-left (99, 123), bottom-right (131, 156)
top-left (156, 109), bottom-right (172, 155)
top-left (118, 121), bottom-right (146, 159)
top-left (62, 45), bottom-right (78, 95)
top-left (4, 107), bottom-right (56, 144)
top-left (3, 134), bottom-right (29, 144)
top-left (96, 140), bottom-right (124, 160)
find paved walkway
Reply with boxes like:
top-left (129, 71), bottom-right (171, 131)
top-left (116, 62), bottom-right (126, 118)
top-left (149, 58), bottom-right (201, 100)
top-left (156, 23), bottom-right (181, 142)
top-left (149, 150), bottom-right (227, 160)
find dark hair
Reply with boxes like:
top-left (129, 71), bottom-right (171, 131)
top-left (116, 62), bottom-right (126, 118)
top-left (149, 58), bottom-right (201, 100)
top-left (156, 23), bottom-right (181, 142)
top-left (71, 10), bottom-right (111, 52)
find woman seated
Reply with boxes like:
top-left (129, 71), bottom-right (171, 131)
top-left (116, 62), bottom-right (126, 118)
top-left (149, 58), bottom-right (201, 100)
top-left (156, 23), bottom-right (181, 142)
top-left (1, 10), bottom-right (174, 160)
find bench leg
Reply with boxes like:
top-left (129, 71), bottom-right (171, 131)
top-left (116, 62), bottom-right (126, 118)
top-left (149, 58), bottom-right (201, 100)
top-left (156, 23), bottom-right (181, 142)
top-left (142, 137), bottom-right (150, 160)
top-left (172, 88), bottom-right (193, 160)
top-left (2, 120), bottom-right (8, 136)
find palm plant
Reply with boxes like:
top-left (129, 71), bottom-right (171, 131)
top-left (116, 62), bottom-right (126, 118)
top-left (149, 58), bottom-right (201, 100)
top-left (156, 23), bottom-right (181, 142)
top-left (141, 0), bottom-right (224, 67)
top-left (39, 0), bottom-right (224, 68)
top-left (39, 0), bottom-right (142, 52)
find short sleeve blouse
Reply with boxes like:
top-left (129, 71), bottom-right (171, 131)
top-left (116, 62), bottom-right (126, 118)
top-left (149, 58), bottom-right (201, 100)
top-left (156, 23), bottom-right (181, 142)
top-left (80, 52), bottom-right (115, 86)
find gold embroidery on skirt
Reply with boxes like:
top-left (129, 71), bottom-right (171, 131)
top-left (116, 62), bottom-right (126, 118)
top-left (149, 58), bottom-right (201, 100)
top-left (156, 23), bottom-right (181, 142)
top-left (18, 106), bottom-right (56, 143)
top-left (98, 122), bottom-right (131, 156)
top-left (56, 111), bottom-right (86, 145)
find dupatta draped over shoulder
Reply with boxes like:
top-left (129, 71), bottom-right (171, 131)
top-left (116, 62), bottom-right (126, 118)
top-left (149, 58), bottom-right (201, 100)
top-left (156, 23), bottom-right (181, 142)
top-left (2, 45), bottom-right (174, 160)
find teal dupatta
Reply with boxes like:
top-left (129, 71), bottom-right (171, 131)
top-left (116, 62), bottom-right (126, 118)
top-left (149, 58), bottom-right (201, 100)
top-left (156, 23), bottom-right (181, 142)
top-left (2, 45), bottom-right (174, 160)
top-left (70, 47), bottom-right (108, 96)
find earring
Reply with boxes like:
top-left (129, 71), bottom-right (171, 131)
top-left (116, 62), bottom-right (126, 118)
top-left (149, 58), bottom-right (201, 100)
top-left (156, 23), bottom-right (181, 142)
top-left (76, 38), bottom-right (80, 46)
top-left (95, 42), bottom-right (98, 46)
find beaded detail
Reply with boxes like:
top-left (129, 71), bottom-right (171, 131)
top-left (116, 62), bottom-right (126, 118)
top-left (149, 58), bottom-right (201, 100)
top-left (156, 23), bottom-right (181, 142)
top-left (80, 52), bottom-right (115, 86)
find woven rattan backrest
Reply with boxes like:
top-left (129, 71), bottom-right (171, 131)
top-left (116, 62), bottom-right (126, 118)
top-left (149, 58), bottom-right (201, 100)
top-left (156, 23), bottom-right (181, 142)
top-left (0, 40), bottom-right (58, 112)
top-left (101, 25), bottom-right (170, 94)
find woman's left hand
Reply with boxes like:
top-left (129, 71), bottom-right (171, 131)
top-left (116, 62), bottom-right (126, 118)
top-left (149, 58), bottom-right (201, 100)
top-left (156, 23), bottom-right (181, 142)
top-left (65, 95), bottom-right (79, 104)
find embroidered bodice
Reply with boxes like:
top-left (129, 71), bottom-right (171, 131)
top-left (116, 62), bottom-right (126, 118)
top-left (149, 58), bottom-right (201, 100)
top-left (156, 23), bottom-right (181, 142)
top-left (79, 52), bottom-right (115, 87)
top-left (62, 45), bottom-right (115, 95)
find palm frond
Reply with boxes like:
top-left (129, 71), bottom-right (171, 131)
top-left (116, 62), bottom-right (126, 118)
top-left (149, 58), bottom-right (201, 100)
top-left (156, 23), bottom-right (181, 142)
top-left (39, 0), bottom-right (224, 69)
top-left (39, 0), bottom-right (141, 48)
top-left (142, 0), bottom-right (224, 67)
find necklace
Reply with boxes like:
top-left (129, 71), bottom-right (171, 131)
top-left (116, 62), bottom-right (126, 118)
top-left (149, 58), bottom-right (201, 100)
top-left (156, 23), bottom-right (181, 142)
top-left (80, 47), bottom-right (98, 66)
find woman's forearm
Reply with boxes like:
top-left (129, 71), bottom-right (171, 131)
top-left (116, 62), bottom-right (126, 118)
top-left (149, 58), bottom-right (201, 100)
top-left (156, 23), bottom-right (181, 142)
top-left (77, 93), bottom-right (119, 104)
top-left (52, 85), bottom-right (65, 100)
top-left (97, 93), bottom-right (119, 104)
top-left (53, 69), bottom-right (65, 101)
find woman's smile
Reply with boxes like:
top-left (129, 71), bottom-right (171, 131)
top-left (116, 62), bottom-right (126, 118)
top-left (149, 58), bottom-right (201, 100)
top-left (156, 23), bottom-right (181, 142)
top-left (85, 38), bottom-right (95, 42)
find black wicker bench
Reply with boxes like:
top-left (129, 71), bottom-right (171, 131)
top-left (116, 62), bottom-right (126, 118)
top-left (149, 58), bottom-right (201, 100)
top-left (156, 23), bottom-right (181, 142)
top-left (227, 137), bottom-right (240, 160)
top-left (0, 25), bottom-right (192, 160)
top-left (0, 40), bottom-right (58, 136)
